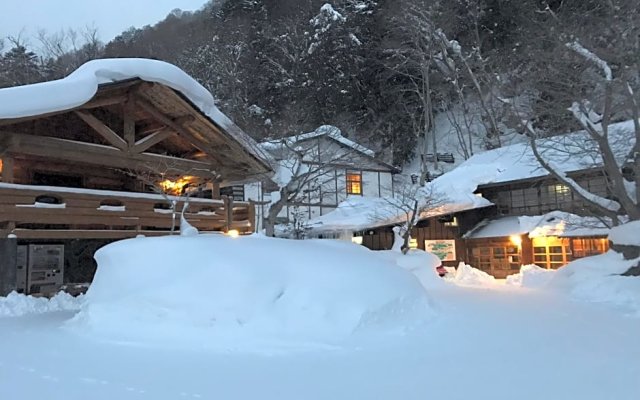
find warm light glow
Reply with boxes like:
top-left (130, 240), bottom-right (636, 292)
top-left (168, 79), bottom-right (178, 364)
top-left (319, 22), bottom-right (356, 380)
top-left (409, 238), bottom-right (418, 249)
top-left (510, 235), bottom-right (522, 247)
top-left (351, 236), bottom-right (363, 245)
top-left (346, 172), bottom-right (362, 195)
top-left (226, 229), bottom-right (240, 238)
top-left (159, 176), bottom-right (195, 195)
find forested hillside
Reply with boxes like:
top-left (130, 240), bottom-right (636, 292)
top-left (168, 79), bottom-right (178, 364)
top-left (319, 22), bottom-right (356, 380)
top-left (1, 0), bottom-right (638, 166)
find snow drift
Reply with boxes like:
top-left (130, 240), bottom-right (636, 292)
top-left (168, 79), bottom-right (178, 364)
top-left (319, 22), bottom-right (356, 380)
top-left (70, 235), bottom-right (435, 350)
top-left (506, 264), bottom-right (556, 288)
top-left (0, 291), bottom-right (83, 317)
top-left (550, 251), bottom-right (640, 316)
top-left (450, 262), bottom-right (496, 287)
top-left (376, 249), bottom-right (445, 289)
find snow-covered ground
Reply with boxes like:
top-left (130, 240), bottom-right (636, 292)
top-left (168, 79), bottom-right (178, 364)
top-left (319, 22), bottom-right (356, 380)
top-left (1, 235), bottom-right (639, 399)
top-left (2, 283), bottom-right (639, 400)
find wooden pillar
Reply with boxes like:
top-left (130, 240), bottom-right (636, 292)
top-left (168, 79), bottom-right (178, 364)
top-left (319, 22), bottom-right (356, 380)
top-left (222, 195), bottom-right (233, 232)
top-left (247, 200), bottom-right (257, 233)
top-left (1, 156), bottom-right (14, 183)
top-left (124, 98), bottom-right (136, 148)
top-left (521, 235), bottom-right (533, 265)
top-left (0, 236), bottom-right (17, 296)
top-left (212, 182), bottom-right (221, 200)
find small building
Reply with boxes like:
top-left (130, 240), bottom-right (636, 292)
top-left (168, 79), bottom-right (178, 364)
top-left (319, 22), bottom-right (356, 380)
top-left (244, 125), bottom-right (399, 232)
top-left (307, 120), bottom-right (636, 277)
top-left (0, 59), bottom-right (271, 295)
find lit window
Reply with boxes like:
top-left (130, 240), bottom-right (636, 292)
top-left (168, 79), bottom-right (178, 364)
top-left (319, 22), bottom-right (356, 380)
top-left (352, 236), bottom-right (363, 245)
top-left (409, 238), bottom-right (418, 249)
top-left (346, 172), bottom-right (362, 195)
top-left (554, 184), bottom-right (570, 194)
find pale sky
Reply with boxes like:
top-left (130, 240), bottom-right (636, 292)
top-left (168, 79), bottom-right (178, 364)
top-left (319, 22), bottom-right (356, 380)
top-left (1, 0), bottom-right (208, 48)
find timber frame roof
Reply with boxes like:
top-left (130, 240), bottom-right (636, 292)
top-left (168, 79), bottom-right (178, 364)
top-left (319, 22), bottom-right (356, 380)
top-left (0, 78), bottom-right (272, 184)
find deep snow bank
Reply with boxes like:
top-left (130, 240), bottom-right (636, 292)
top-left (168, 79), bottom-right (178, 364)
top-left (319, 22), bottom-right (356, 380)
top-left (450, 262), bottom-right (496, 286)
top-left (0, 291), bottom-right (83, 317)
top-left (506, 264), bottom-right (556, 288)
top-left (550, 251), bottom-right (640, 316)
top-left (71, 235), bottom-right (434, 349)
top-left (376, 249), bottom-right (445, 289)
top-left (608, 220), bottom-right (640, 246)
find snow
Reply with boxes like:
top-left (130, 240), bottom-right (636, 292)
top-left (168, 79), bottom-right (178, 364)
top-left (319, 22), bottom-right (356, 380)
top-left (551, 251), bottom-right (640, 316)
top-left (450, 262), bottom-right (497, 286)
top-left (15, 202), bottom-right (66, 209)
top-left (505, 264), bottom-right (556, 288)
top-left (456, 119), bottom-right (635, 186)
top-left (261, 125), bottom-right (376, 158)
top-left (307, 173), bottom-right (492, 234)
top-left (566, 40), bottom-right (613, 81)
top-left (1, 250), bottom-right (640, 399)
top-left (97, 205), bottom-right (126, 212)
top-left (375, 248), bottom-right (445, 290)
top-left (70, 234), bottom-right (434, 350)
top-left (0, 58), bottom-right (269, 164)
top-left (0, 292), bottom-right (83, 317)
top-left (465, 211), bottom-right (611, 239)
top-left (608, 221), bottom-right (640, 246)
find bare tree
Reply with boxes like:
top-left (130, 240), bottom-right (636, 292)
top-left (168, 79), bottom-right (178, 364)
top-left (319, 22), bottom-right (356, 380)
top-left (261, 126), bottom-right (360, 237)
top-left (385, 3), bottom-right (441, 184)
top-left (519, 41), bottom-right (639, 224)
top-left (375, 182), bottom-right (447, 254)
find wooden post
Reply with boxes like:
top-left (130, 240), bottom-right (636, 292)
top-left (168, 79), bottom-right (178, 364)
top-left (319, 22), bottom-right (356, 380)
top-left (222, 195), bottom-right (233, 232)
top-left (247, 200), bottom-right (256, 233)
top-left (124, 100), bottom-right (136, 149)
top-left (212, 181), bottom-right (221, 200)
top-left (521, 235), bottom-right (533, 266)
top-left (0, 236), bottom-right (17, 296)
top-left (1, 156), bottom-right (14, 183)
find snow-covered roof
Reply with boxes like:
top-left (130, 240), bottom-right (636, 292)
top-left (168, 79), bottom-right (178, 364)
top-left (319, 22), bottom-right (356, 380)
top-left (306, 180), bottom-right (492, 234)
top-left (261, 125), bottom-right (377, 158)
top-left (460, 119), bottom-right (636, 188)
top-left (464, 211), bottom-right (611, 239)
top-left (0, 58), bottom-right (272, 175)
top-left (306, 119), bottom-right (636, 234)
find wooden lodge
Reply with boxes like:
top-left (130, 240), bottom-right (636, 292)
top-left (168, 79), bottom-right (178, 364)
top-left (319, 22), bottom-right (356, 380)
top-left (0, 60), bottom-right (272, 295)
top-left (308, 121), bottom-right (635, 278)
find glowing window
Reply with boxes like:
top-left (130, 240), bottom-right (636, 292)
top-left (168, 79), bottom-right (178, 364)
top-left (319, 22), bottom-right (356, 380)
top-left (346, 172), bottom-right (362, 195)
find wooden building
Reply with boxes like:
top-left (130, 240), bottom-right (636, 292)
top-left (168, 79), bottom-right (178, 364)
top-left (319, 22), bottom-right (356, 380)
top-left (307, 121), bottom-right (635, 277)
top-left (0, 59), bottom-right (272, 295)
top-left (244, 126), bottom-right (399, 232)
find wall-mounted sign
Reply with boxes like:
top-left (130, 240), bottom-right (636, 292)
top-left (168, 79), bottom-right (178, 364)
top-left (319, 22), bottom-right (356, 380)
top-left (425, 240), bottom-right (457, 261)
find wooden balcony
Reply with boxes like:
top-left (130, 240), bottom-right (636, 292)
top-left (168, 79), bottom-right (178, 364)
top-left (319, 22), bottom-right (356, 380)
top-left (0, 183), bottom-right (254, 239)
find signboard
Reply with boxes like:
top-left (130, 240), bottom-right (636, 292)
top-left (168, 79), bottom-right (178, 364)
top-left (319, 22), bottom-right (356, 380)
top-left (424, 240), bottom-right (457, 261)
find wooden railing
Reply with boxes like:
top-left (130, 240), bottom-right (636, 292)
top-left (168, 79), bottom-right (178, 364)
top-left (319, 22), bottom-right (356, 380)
top-left (0, 183), bottom-right (255, 239)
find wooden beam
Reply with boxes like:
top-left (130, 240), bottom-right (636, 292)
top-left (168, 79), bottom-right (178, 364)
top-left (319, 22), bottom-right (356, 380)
top-left (130, 128), bottom-right (174, 154)
top-left (74, 110), bottom-right (128, 151)
top-left (134, 97), bottom-right (194, 136)
top-left (123, 99), bottom-right (136, 148)
top-left (2, 131), bottom-right (220, 178)
top-left (133, 96), bottom-right (219, 154)
top-left (0, 94), bottom-right (129, 127)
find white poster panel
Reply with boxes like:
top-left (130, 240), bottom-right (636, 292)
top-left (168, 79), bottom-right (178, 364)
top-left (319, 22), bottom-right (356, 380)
top-left (424, 239), bottom-right (457, 261)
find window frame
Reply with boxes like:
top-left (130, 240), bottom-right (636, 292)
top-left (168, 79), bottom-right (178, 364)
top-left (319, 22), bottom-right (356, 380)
top-left (346, 170), bottom-right (363, 195)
